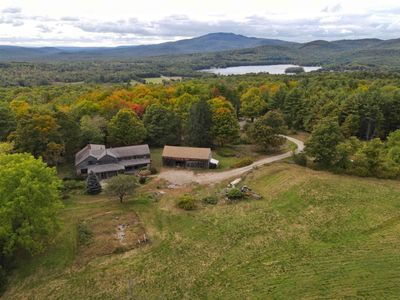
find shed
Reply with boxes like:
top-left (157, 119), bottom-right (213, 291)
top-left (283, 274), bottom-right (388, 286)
top-left (162, 145), bottom-right (212, 169)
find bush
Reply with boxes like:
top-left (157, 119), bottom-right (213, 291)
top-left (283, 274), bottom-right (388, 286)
top-left (216, 148), bottom-right (236, 157)
top-left (227, 188), bottom-right (244, 200)
top-left (139, 169), bottom-right (151, 177)
top-left (293, 152), bottom-right (307, 166)
top-left (202, 195), bottom-right (219, 205)
top-left (231, 158), bottom-right (254, 168)
top-left (148, 165), bottom-right (158, 174)
top-left (138, 176), bottom-right (147, 184)
top-left (62, 180), bottom-right (86, 192)
top-left (77, 221), bottom-right (93, 245)
top-left (176, 195), bottom-right (197, 210)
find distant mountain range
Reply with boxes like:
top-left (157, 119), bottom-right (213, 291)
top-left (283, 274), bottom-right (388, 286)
top-left (0, 33), bottom-right (293, 61)
top-left (1, 32), bottom-right (400, 71)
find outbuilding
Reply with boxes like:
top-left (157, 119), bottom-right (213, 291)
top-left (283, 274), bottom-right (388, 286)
top-left (162, 145), bottom-right (212, 169)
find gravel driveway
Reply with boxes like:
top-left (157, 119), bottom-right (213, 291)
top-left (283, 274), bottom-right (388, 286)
top-left (158, 136), bottom-right (304, 185)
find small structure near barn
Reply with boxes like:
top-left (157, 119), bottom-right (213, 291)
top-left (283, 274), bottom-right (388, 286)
top-left (75, 144), bottom-right (151, 179)
top-left (162, 145), bottom-right (213, 169)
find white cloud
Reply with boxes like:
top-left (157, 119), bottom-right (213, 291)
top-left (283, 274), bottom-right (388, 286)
top-left (0, 0), bottom-right (399, 46)
top-left (2, 6), bottom-right (22, 14)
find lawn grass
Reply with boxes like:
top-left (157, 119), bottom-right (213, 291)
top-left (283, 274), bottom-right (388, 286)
top-left (144, 76), bottom-right (182, 84)
top-left (150, 147), bottom-right (163, 170)
top-left (4, 164), bottom-right (400, 299)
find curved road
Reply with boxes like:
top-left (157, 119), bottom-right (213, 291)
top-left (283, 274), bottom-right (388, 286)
top-left (158, 135), bottom-right (304, 185)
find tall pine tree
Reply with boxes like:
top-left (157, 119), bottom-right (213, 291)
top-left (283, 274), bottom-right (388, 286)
top-left (187, 100), bottom-right (213, 147)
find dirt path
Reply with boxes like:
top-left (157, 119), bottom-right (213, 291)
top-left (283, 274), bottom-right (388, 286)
top-left (158, 136), bottom-right (304, 185)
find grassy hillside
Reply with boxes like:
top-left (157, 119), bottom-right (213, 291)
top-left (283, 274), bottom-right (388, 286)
top-left (4, 163), bottom-right (400, 299)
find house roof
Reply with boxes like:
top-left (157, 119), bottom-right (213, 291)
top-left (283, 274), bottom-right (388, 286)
top-left (75, 144), bottom-right (105, 166)
top-left (162, 145), bottom-right (211, 161)
top-left (109, 144), bottom-right (150, 158)
top-left (87, 163), bottom-right (125, 174)
top-left (120, 158), bottom-right (151, 167)
top-left (75, 144), bottom-right (150, 166)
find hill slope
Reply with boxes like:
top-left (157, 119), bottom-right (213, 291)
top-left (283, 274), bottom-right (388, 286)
top-left (4, 164), bottom-right (400, 299)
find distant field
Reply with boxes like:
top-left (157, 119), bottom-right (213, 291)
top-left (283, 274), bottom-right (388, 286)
top-left (145, 76), bottom-right (182, 84)
top-left (4, 163), bottom-right (400, 299)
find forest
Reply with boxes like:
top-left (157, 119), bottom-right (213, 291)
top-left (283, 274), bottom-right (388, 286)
top-left (1, 71), bottom-right (400, 175)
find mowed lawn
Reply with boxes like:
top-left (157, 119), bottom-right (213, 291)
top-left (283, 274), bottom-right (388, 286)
top-left (4, 164), bottom-right (400, 299)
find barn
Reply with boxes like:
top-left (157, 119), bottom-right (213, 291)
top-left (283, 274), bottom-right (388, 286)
top-left (162, 145), bottom-right (212, 169)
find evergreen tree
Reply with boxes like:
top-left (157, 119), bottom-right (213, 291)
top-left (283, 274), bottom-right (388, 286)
top-left (143, 104), bottom-right (181, 146)
top-left (0, 103), bottom-right (16, 141)
top-left (187, 100), bottom-right (213, 147)
top-left (282, 88), bottom-right (303, 129)
top-left (86, 171), bottom-right (102, 195)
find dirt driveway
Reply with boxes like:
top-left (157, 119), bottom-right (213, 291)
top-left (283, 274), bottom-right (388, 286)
top-left (158, 136), bottom-right (304, 185)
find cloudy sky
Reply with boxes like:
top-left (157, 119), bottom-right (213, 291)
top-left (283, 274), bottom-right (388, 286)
top-left (1, 0), bottom-right (400, 47)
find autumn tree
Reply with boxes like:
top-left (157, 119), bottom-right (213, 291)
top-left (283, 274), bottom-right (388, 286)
top-left (108, 109), bottom-right (146, 146)
top-left (143, 104), bottom-right (181, 146)
top-left (9, 112), bottom-right (65, 164)
top-left (211, 108), bottom-right (240, 147)
top-left (240, 87), bottom-right (267, 121)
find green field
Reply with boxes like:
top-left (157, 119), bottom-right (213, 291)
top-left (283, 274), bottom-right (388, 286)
top-left (144, 76), bottom-right (182, 84)
top-left (4, 163), bottom-right (400, 299)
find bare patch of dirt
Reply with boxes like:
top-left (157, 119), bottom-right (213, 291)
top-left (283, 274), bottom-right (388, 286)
top-left (76, 210), bottom-right (147, 266)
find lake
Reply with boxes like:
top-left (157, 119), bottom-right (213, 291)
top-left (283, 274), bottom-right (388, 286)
top-left (200, 64), bottom-right (321, 75)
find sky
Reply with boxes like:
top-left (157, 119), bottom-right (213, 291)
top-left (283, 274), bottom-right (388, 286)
top-left (0, 0), bottom-right (400, 47)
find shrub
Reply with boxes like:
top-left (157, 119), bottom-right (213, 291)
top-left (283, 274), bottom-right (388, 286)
top-left (293, 152), bottom-right (307, 166)
top-left (62, 180), bottom-right (86, 192)
top-left (202, 195), bottom-right (219, 205)
top-left (77, 221), bottom-right (93, 245)
top-left (139, 169), bottom-right (151, 177)
top-left (177, 195), bottom-right (197, 210)
top-left (138, 176), bottom-right (147, 184)
top-left (227, 188), bottom-right (244, 200)
top-left (216, 147), bottom-right (236, 157)
top-left (231, 158), bottom-right (254, 168)
top-left (113, 246), bottom-right (126, 254)
top-left (148, 166), bottom-right (158, 174)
